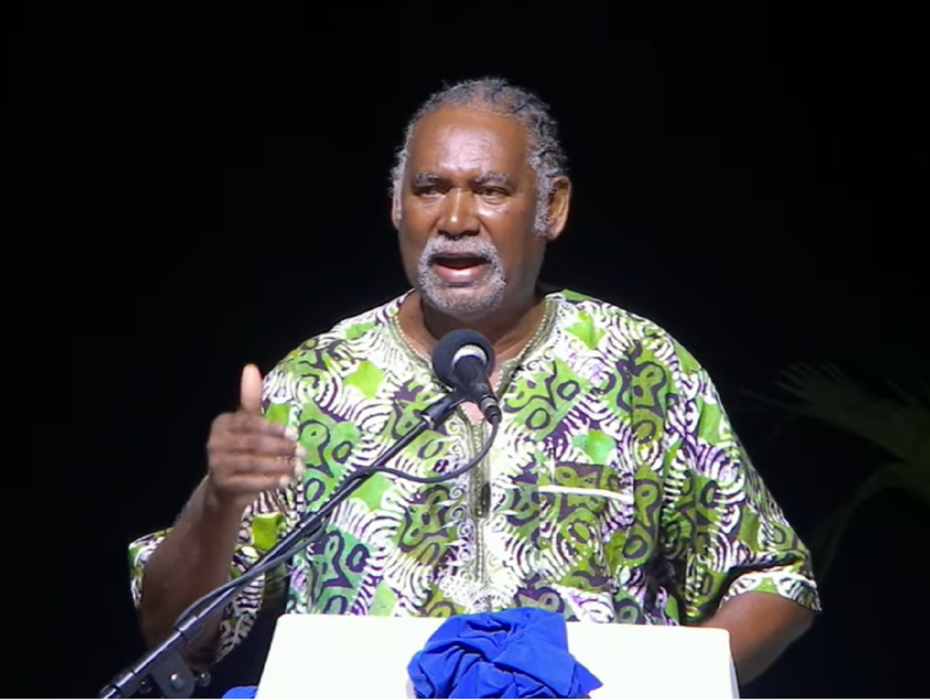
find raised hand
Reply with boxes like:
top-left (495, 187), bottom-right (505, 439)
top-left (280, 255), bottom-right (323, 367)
top-left (204, 363), bottom-right (304, 510)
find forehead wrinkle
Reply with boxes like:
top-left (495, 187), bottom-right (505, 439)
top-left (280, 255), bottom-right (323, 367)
top-left (411, 171), bottom-right (440, 186)
top-left (408, 145), bottom-right (527, 188)
top-left (408, 110), bottom-right (530, 182)
top-left (410, 170), bottom-right (517, 189)
top-left (435, 126), bottom-right (524, 169)
top-left (472, 171), bottom-right (514, 187)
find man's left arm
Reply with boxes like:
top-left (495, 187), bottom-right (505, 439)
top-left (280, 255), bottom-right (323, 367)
top-left (702, 592), bottom-right (815, 685)
top-left (660, 348), bottom-right (821, 686)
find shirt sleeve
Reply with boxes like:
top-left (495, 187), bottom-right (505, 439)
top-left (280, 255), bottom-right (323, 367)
top-left (659, 347), bottom-right (821, 624)
top-left (128, 488), bottom-right (291, 664)
top-left (127, 365), bottom-right (298, 665)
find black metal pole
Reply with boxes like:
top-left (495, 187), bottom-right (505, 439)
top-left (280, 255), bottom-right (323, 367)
top-left (99, 391), bottom-right (463, 698)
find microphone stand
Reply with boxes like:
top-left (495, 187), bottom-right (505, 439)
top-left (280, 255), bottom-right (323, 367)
top-left (100, 391), bottom-right (465, 699)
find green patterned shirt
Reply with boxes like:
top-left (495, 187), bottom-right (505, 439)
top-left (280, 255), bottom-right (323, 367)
top-left (129, 289), bottom-right (820, 662)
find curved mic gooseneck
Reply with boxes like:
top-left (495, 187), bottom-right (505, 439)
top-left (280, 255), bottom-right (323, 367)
top-left (99, 331), bottom-right (503, 698)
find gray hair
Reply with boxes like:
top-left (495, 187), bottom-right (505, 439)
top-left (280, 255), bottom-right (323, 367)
top-left (390, 77), bottom-right (568, 235)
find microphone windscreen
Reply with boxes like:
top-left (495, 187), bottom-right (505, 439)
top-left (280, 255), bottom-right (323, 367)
top-left (432, 329), bottom-right (495, 388)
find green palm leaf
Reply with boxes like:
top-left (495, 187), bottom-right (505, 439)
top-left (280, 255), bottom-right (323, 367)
top-left (750, 362), bottom-right (930, 581)
top-left (805, 461), bottom-right (914, 583)
top-left (775, 363), bottom-right (928, 461)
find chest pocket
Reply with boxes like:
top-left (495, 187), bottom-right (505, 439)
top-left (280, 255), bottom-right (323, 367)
top-left (536, 461), bottom-right (625, 592)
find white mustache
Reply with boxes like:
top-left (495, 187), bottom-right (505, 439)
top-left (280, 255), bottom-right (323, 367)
top-left (421, 238), bottom-right (501, 264)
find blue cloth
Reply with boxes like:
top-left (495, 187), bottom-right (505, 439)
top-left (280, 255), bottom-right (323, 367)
top-left (221, 686), bottom-right (257, 698)
top-left (408, 608), bottom-right (602, 698)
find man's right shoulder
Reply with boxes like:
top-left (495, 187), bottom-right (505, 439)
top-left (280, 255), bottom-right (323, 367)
top-left (269, 294), bottom-right (405, 381)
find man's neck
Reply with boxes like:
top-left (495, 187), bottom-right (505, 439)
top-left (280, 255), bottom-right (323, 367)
top-left (398, 289), bottom-right (549, 369)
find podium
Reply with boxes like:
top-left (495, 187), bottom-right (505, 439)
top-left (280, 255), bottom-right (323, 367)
top-left (253, 614), bottom-right (739, 698)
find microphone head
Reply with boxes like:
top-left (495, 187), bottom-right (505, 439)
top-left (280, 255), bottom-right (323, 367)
top-left (432, 329), bottom-right (495, 389)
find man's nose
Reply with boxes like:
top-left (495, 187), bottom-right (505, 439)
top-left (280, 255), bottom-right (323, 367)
top-left (438, 188), bottom-right (480, 238)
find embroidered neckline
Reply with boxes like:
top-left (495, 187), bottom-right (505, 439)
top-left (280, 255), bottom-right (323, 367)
top-left (386, 291), bottom-right (559, 390)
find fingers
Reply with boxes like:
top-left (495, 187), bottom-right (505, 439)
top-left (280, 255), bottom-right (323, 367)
top-left (213, 472), bottom-right (300, 494)
top-left (211, 432), bottom-right (306, 458)
top-left (212, 453), bottom-right (305, 477)
top-left (209, 449), bottom-right (306, 496)
top-left (206, 365), bottom-right (306, 506)
top-left (213, 411), bottom-right (294, 438)
top-left (239, 363), bottom-right (263, 415)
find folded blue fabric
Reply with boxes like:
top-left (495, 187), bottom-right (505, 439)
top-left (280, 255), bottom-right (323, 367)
top-left (221, 685), bottom-right (257, 698)
top-left (408, 608), bottom-right (602, 698)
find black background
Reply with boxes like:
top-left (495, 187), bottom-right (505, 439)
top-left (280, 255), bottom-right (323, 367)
top-left (13, 2), bottom-right (928, 697)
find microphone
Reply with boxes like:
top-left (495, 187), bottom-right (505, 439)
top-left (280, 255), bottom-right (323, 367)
top-left (432, 329), bottom-right (502, 425)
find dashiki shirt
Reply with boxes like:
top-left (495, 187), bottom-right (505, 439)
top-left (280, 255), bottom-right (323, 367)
top-left (129, 288), bottom-right (820, 663)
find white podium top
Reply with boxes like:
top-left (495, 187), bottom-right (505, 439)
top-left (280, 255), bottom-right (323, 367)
top-left (255, 614), bottom-right (739, 699)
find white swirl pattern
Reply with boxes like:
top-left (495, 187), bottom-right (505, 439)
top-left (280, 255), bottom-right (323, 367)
top-left (127, 289), bottom-right (821, 663)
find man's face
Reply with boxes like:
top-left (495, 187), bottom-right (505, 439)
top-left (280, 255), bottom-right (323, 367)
top-left (394, 106), bottom-right (547, 321)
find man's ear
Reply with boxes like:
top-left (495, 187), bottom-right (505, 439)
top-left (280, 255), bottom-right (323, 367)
top-left (544, 176), bottom-right (571, 241)
top-left (391, 194), bottom-right (402, 230)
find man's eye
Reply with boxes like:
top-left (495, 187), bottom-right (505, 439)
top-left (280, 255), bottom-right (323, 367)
top-left (481, 188), bottom-right (507, 198)
top-left (416, 187), bottom-right (443, 197)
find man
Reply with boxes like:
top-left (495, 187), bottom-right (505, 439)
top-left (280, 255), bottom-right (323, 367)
top-left (130, 77), bottom-right (819, 686)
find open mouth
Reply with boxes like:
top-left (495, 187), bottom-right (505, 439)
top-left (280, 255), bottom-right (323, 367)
top-left (430, 254), bottom-right (491, 285)
top-left (433, 255), bottom-right (487, 269)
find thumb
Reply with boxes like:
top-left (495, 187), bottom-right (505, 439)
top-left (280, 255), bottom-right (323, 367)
top-left (239, 363), bottom-right (263, 414)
